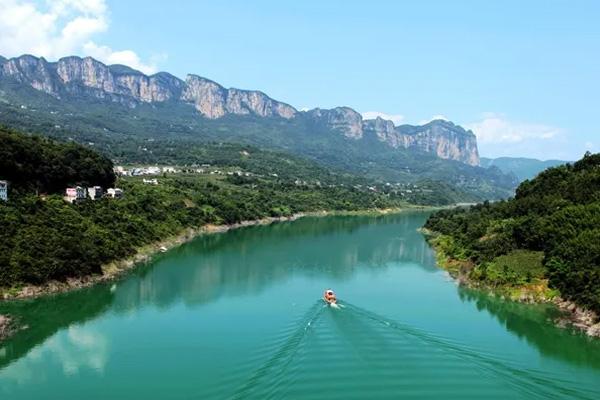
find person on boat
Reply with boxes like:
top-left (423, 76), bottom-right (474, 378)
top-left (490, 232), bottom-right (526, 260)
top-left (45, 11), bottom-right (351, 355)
top-left (323, 289), bottom-right (337, 305)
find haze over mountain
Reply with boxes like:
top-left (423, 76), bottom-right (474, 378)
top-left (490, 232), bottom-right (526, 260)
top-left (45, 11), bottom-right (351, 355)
top-left (480, 157), bottom-right (569, 182)
top-left (0, 54), bottom-right (517, 200)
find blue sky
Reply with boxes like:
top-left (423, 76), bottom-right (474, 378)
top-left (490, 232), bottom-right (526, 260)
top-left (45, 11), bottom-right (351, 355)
top-left (0, 0), bottom-right (598, 160)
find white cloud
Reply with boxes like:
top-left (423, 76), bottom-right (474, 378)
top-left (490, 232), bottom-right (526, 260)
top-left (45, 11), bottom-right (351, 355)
top-left (0, 0), bottom-right (160, 74)
top-left (361, 111), bottom-right (405, 125)
top-left (463, 112), bottom-right (577, 159)
top-left (465, 113), bottom-right (561, 144)
top-left (83, 43), bottom-right (159, 74)
top-left (418, 114), bottom-right (449, 125)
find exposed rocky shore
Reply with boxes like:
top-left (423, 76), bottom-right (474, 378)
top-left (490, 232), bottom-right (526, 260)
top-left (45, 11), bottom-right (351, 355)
top-left (553, 299), bottom-right (600, 338)
top-left (422, 229), bottom-right (600, 338)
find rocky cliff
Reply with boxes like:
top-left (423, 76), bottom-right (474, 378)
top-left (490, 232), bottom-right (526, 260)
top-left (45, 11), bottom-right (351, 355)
top-left (0, 55), bottom-right (294, 118)
top-left (0, 54), bottom-right (479, 165)
top-left (182, 75), bottom-right (296, 119)
top-left (329, 116), bottom-right (480, 166)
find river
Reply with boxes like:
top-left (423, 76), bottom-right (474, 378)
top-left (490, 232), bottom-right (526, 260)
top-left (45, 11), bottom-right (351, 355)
top-left (1, 212), bottom-right (599, 399)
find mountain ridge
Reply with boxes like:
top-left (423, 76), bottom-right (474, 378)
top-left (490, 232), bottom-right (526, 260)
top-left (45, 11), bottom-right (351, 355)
top-left (0, 54), bottom-right (479, 166)
top-left (480, 157), bottom-right (569, 181)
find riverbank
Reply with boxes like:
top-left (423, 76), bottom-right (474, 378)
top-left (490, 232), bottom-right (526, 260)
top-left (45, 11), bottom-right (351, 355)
top-left (0, 214), bottom-right (303, 301)
top-left (1, 207), bottom-right (423, 302)
top-left (421, 228), bottom-right (600, 338)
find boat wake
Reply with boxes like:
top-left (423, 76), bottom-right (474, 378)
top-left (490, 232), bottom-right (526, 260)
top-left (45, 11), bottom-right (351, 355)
top-left (228, 301), bottom-right (598, 400)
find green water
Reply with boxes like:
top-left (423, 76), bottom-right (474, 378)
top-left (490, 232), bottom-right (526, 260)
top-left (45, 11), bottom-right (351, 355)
top-left (1, 212), bottom-right (600, 399)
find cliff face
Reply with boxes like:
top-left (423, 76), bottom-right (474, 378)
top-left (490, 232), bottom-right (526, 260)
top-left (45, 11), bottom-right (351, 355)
top-left (0, 54), bottom-right (480, 165)
top-left (0, 55), bottom-right (295, 118)
top-left (396, 120), bottom-right (480, 166)
top-left (348, 117), bottom-right (479, 166)
top-left (182, 75), bottom-right (296, 119)
top-left (306, 107), bottom-right (364, 139)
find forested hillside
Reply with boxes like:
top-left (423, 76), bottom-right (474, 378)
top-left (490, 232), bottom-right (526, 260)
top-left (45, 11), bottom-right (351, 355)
top-left (425, 152), bottom-right (600, 313)
top-left (0, 128), bottom-right (414, 289)
top-left (0, 126), bottom-right (115, 194)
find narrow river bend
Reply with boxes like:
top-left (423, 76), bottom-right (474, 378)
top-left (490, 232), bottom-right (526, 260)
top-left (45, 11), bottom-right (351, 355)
top-left (1, 212), bottom-right (599, 399)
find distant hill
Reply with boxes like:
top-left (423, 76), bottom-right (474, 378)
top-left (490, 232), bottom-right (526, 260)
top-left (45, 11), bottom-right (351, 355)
top-left (425, 152), bottom-right (600, 314)
top-left (0, 54), bottom-right (518, 200)
top-left (480, 157), bottom-right (569, 182)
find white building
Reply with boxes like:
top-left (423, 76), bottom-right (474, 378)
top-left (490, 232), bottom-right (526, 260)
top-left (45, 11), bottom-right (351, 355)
top-left (143, 178), bottom-right (158, 185)
top-left (107, 188), bottom-right (124, 198)
top-left (0, 180), bottom-right (7, 201)
top-left (146, 166), bottom-right (161, 175)
top-left (65, 186), bottom-right (86, 203)
top-left (87, 186), bottom-right (103, 200)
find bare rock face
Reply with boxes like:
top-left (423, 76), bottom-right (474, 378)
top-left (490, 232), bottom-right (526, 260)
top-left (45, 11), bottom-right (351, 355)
top-left (306, 107), bottom-right (364, 139)
top-left (396, 120), bottom-right (480, 166)
top-left (0, 55), bottom-right (184, 105)
top-left (363, 117), bottom-right (401, 147)
top-left (1, 55), bottom-right (59, 95)
top-left (349, 117), bottom-right (479, 165)
top-left (57, 56), bottom-right (115, 92)
top-left (56, 57), bottom-right (183, 102)
top-left (1, 55), bottom-right (296, 119)
top-left (227, 88), bottom-right (296, 119)
top-left (182, 75), bottom-right (296, 119)
top-left (182, 75), bottom-right (227, 118)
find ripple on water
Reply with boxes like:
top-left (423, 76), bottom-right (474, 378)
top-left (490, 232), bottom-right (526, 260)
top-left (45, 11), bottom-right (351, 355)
top-left (224, 302), bottom-right (598, 400)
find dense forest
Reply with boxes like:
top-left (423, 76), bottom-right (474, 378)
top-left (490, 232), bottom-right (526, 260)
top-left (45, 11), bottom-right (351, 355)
top-left (425, 152), bottom-right (600, 313)
top-left (0, 127), bottom-right (115, 194)
top-left (0, 128), bottom-right (413, 288)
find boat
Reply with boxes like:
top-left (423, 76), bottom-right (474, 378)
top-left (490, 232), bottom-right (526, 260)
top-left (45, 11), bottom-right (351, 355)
top-left (323, 289), bottom-right (337, 305)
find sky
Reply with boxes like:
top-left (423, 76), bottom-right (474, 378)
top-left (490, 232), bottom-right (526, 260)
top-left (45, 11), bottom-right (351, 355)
top-left (0, 0), bottom-right (598, 160)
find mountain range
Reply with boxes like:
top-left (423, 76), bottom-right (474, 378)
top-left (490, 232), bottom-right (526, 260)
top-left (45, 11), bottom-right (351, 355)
top-left (480, 157), bottom-right (569, 182)
top-left (0, 54), bottom-right (517, 200)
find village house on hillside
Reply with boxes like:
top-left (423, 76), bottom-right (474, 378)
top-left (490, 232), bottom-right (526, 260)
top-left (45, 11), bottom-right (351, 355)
top-left (107, 188), bottom-right (124, 198)
top-left (63, 185), bottom-right (122, 203)
top-left (87, 186), bottom-right (103, 200)
top-left (64, 186), bottom-right (86, 203)
top-left (0, 180), bottom-right (8, 201)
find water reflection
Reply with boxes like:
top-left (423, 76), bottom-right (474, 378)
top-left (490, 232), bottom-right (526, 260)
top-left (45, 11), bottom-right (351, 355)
top-left (1, 211), bottom-right (598, 381)
top-left (0, 287), bottom-right (113, 370)
top-left (458, 287), bottom-right (600, 370)
top-left (112, 214), bottom-right (437, 310)
top-left (0, 213), bottom-right (432, 370)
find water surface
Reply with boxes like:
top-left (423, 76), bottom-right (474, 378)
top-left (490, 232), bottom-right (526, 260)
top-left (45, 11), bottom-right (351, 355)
top-left (1, 212), bottom-right (599, 399)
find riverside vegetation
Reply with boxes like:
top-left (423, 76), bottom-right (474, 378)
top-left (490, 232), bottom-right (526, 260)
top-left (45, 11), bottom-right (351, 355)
top-left (0, 126), bottom-right (426, 292)
top-left (424, 152), bottom-right (600, 333)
